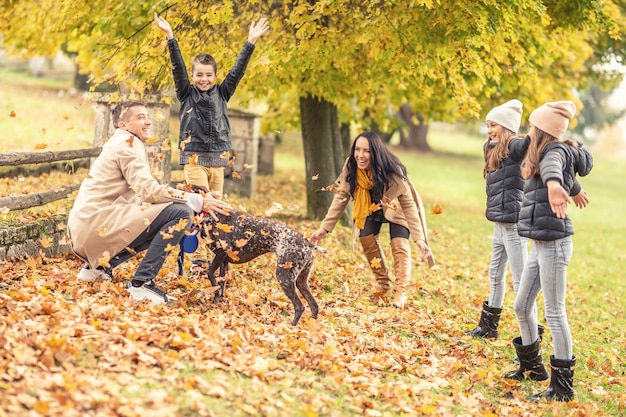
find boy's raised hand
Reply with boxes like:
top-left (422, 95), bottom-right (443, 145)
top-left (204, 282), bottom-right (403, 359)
top-left (248, 17), bottom-right (270, 45)
top-left (154, 13), bottom-right (174, 40)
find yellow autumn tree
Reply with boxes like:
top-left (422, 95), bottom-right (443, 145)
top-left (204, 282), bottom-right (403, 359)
top-left (0, 0), bottom-right (624, 218)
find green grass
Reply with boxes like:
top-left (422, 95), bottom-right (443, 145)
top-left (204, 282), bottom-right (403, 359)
top-left (0, 67), bottom-right (95, 152)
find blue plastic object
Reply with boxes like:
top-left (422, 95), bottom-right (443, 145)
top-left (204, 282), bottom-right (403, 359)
top-left (181, 230), bottom-right (199, 253)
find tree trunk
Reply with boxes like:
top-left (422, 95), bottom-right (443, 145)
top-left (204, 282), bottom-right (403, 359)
top-left (300, 95), bottom-right (345, 220)
top-left (396, 103), bottom-right (431, 151)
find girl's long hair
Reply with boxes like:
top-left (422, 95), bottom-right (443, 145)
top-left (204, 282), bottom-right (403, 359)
top-left (346, 131), bottom-right (407, 202)
top-left (522, 126), bottom-right (579, 179)
top-left (483, 128), bottom-right (517, 178)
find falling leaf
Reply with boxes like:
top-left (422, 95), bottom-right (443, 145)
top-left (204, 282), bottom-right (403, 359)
top-left (97, 251), bottom-right (111, 267)
top-left (242, 163), bottom-right (254, 170)
top-left (226, 248), bottom-right (240, 261)
top-left (245, 231), bottom-right (256, 237)
top-left (431, 203), bottom-right (443, 215)
top-left (220, 151), bottom-right (231, 159)
top-left (152, 111), bottom-right (166, 122)
top-left (265, 202), bottom-right (283, 217)
top-left (232, 171), bottom-right (242, 180)
top-left (320, 184), bottom-right (339, 193)
top-left (235, 239), bottom-right (249, 248)
top-left (151, 152), bottom-right (165, 162)
top-left (41, 128), bottom-right (47, 135)
top-left (227, 156), bottom-right (236, 167)
top-left (216, 223), bottom-right (233, 233)
top-left (160, 231), bottom-right (174, 240)
top-left (35, 143), bottom-right (48, 150)
top-left (370, 257), bottom-right (382, 269)
top-left (279, 262), bottom-right (293, 269)
top-left (97, 226), bottom-right (107, 236)
top-left (63, 115), bottom-right (69, 120)
top-left (312, 174), bottom-right (319, 180)
top-left (173, 218), bottom-right (189, 232)
top-left (369, 202), bottom-right (381, 212)
top-left (66, 126), bottom-right (74, 131)
top-left (181, 135), bottom-right (191, 151)
top-left (124, 246), bottom-right (137, 255)
top-left (145, 137), bottom-right (160, 144)
top-left (143, 218), bottom-right (151, 226)
top-left (189, 154), bottom-right (199, 165)
top-left (39, 236), bottom-right (52, 248)
top-left (9, 109), bottom-right (16, 118)
top-left (260, 230), bottom-right (270, 236)
top-left (126, 136), bottom-right (134, 147)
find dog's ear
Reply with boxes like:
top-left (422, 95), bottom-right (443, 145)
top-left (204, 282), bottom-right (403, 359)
top-left (190, 184), bottom-right (209, 195)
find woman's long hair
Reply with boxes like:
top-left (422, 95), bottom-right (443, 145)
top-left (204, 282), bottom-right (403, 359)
top-left (346, 131), bottom-right (407, 202)
top-left (483, 128), bottom-right (517, 179)
top-left (522, 126), bottom-right (578, 179)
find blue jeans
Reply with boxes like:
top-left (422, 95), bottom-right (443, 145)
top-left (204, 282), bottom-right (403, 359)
top-left (488, 222), bottom-right (528, 308)
top-left (110, 204), bottom-right (193, 283)
top-left (514, 237), bottom-right (573, 359)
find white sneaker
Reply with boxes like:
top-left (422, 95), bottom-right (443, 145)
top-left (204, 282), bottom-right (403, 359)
top-left (77, 264), bottom-right (113, 281)
top-left (126, 281), bottom-right (178, 305)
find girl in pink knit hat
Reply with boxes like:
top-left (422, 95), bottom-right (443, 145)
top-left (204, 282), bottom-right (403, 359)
top-left (504, 100), bottom-right (593, 402)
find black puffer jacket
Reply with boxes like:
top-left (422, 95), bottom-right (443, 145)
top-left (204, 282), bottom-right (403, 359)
top-left (167, 38), bottom-right (255, 166)
top-left (518, 142), bottom-right (593, 241)
top-left (484, 136), bottom-right (530, 223)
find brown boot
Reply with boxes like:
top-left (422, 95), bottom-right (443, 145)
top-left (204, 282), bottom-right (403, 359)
top-left (390, 237), bottom-right (411, 308)
top-left (359, 234), bottom-right (391, 302)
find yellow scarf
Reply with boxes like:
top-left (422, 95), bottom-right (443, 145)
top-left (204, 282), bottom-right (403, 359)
top-left (353, 168), bottom-right (373, 229)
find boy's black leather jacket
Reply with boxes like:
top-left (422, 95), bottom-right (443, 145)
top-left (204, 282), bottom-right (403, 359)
top-left (167, 38), bottom-right (255, 166)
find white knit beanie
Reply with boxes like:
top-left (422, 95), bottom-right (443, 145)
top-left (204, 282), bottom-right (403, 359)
top-left (485, 99), bottom-right (523, 133)
top-left (528, 101), bottom-right (576, 139)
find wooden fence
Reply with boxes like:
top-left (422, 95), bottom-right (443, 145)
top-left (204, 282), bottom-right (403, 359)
top-left (0, 147), bottom-right (100, 211)
top-left (0, 147), bottom-right (102, 260)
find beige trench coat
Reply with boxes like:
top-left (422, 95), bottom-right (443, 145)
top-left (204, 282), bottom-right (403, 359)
top-left (67, 129), bottom-right (193, 267)
top-left (320, 161), bottom-right (434, 266)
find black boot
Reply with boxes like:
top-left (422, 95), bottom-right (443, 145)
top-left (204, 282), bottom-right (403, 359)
top-left (512, 325), bottom-right (545, 365)
top-left (503, 336), bottom-right (549, 381)
top-left (528, 356), bottom-right (576, 402)
top-left (467, 301), bottom-right (502, 339)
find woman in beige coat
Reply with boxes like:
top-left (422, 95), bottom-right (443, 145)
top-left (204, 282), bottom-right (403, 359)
top-left (310, 131), bottom-right (433, 308)
top-left (67, 100), bottom-right (231, 304)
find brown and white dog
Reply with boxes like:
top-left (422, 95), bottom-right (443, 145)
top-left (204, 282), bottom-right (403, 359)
top-left (199, 209), bottom-right (323, 326)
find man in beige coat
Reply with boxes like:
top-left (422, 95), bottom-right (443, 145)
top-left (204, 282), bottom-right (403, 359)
top-left (67, 100), bottom-right (231, 304)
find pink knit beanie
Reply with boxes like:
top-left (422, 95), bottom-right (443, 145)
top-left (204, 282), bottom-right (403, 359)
top-left (528, 101), bottom-right (576, 139)
top-left (485, 99), bottom-right (523, 133)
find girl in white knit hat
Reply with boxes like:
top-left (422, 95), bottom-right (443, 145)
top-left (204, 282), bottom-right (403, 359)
top-left (467, 99), bottom-right (533, 339)
top-left (504, 101), bottom-right (593, 402)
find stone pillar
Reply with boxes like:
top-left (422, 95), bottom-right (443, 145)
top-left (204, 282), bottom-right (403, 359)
top-left (88, 93), bottom-right (172, 184)
top-left (257, 134), bottom-right (275, 175)
top-left (223, 109), bottom-right (260, 197)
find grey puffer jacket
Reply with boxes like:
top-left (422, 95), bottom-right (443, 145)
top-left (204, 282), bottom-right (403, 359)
top-left (518, 142), bottom-right (593, 241)
top-left (484, 136), bottom-right (530, 223)
top-left (167, 38), bottom-right (255, 167)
